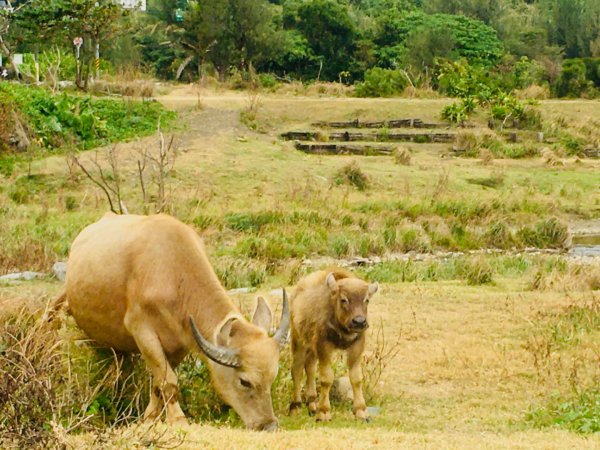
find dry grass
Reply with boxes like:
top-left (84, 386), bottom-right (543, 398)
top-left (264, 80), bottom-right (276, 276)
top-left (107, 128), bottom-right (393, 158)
top-left (541, 147), bottom-right (564, 166)
top-left (3, 272), bottom-right (595, 448)
top-left (393, 145), bottom-right (412, 165)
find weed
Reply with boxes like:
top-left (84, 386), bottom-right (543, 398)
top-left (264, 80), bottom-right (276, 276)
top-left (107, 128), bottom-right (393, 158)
top-left (466, 172), bottom-right (504, 189)
top-left (527, 387), bottom-right (600, 434)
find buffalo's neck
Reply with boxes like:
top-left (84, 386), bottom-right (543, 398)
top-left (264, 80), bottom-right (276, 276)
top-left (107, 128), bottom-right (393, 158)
top-left (324, 317), bottom-right (362, 350)
top-left (183, 268), bottom-right (241, 343)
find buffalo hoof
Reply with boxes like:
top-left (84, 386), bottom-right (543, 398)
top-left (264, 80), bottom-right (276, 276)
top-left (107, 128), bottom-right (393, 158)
top-left (167, 416), bottom-right (189, 427)
top-left (315, 411), bottom-right (331, 422)
top-left (354, 409), bottom-right (368, 421)
top-left (307, 401), bottom-right (317, 416)
top-left (289, 402), bottom-right (302, 415)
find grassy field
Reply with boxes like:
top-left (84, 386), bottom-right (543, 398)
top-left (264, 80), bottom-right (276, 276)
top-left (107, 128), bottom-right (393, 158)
top-left (1, 86), bottom-right (599, 448)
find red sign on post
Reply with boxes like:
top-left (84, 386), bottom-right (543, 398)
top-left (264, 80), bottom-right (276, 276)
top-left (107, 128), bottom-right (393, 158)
top-left (73, 37), bottom-right (83, 60)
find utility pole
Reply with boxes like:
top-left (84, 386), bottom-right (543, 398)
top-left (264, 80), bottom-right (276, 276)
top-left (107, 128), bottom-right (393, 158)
top-left (94, 2), bottom-right (100, 79)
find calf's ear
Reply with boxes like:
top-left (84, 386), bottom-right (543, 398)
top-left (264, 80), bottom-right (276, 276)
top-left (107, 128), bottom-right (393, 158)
top-left (368, 282), bottom-right (379, 296)
top-left (326, 272), bottom-right (338, 293)
top-left (252, 296), bottom-right (273, 333)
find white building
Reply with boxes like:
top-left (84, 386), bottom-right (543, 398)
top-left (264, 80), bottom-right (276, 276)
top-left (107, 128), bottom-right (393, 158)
top-left (120, 0), bottom-right (146, 11)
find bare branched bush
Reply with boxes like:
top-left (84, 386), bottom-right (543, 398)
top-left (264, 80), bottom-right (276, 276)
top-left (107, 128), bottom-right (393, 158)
top-left (137, 132), bottom-right (179, 214)
top-left (362, 319), bottom-right (402, 402)
top-left (70, 146), bottom-right (127, 214)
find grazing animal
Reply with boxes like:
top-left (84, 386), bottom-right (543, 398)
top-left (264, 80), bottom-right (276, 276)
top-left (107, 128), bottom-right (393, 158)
top-left (63, 212), bottom-right (289, 430)
top-left (289, 269), bottom-right (378, 421)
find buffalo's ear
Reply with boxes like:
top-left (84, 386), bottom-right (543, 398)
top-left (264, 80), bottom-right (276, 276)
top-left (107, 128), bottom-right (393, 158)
top-left (326, 272), bottom-right (338, 293)
top-left (216, 318), bottom-right (237, 346)
top-left (368, 282), bottom-right (379, 297)
top-left (252, 296), bottom-right (273, 333)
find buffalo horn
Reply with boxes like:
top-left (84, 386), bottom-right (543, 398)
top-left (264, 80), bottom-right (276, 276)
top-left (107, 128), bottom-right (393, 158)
top-left (273, 288), bottom-right (290, 345)
top-left (189, 316), bottom-right (241, 368)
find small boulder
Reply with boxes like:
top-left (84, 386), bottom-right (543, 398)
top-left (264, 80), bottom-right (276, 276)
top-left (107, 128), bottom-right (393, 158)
top-left (53, 262), bottom-right (68, 282)
top-left (331, 376), bottom-right (354, 402)
top-left (0, 271), bottom-right (45, 281)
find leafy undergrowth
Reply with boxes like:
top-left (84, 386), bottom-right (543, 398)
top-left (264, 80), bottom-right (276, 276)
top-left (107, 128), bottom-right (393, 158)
top-left (527, 388), bottom-right (600, 434)
top-left (0, 83), bottom-right (175, 154)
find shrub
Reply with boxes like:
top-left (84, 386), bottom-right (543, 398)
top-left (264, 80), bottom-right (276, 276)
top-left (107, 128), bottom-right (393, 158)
top-left (334, 161), bottom-right (370, 190)
top-left (554, 59), bottom-right (590, 98)
top-left (258, 73), bottom-right (279, 90)
top-left (441, 101), bottom-right (469, 124)
top-left (354, 68), bottom-right (407, 97)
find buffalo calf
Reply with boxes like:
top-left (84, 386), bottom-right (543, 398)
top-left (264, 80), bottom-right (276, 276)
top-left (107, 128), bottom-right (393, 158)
top-left (289, 269), bottom-right (378, 421)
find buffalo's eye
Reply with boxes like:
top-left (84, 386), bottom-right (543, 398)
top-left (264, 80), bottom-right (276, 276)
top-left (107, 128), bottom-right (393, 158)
top-left (365, 297), bottom-right (370, 304)
top-left (240, 377), bottom-right (252, 389)
top-left (341, 296), bottom-right (349, 306)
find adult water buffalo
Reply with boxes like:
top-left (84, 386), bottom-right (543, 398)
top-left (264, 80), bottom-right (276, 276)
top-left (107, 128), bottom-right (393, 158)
top-left (60, 212), bottom-right (289, 430)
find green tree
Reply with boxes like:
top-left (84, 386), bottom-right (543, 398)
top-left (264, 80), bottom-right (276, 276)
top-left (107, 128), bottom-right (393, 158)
top-left (181, 0), bottom-right (282, 79)
top-left (539, 0), bottom-right (600, 58)
top-left (554, 59), bottom-right (590, 97)
top-left (294, 0), bottom-right (358, 80)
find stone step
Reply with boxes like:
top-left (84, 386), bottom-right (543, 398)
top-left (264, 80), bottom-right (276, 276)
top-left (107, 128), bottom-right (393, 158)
top-left (294, 142), bottom-right (395, 156)
top-left (282, 130), bottom-right (456, 143)
top-left (312, 118), bottom-right (446, 129)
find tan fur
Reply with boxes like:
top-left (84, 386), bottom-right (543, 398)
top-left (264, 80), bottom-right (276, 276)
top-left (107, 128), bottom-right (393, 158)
top-left (65, 212), bottom-right (281, 429)
top-left (289, 269), bottom-right (378, 421)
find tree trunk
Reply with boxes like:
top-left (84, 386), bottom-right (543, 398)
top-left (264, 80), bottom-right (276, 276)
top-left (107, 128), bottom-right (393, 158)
top-left (0, 34), bottom-right (19, 78)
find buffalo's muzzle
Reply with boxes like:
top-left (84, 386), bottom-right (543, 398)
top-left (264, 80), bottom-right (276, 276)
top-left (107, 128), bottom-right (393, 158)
top-left (350, 316), bottom-right (368, 330)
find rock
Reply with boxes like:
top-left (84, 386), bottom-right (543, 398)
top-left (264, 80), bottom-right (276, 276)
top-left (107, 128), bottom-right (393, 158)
top-left (53, 262), bottom-right (68, 281)
top-left (227, 287), bottom-right (252, 295)
top-left (0, 271), bottom-right (45, 281)
top-left (269, 288), bottom-right (284, 297)
top-left (331, 376), bottom-right (353, 402)
top-left (366, 406), bottom-right (381, 416)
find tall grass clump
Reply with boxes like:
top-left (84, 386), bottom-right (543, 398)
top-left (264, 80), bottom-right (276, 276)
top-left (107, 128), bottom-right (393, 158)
top-left (518, 218), bottom-right (570, 249)
top-left (393, 146), bottom-right (412, 165)
top-left (0, 307), bottom-right (149, 448)
top-left (458, 257), bottom-right (494, 285)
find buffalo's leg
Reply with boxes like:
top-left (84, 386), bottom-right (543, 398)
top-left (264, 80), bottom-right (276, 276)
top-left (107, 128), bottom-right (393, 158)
top-left (290, 343), bottom-right (306, 415)
top-left (125, 318), bottom-right (187, 425)
top-left (316, 346), bottom-right (334, 422)
top-left (304, 350), bottom-right (318, 415)
top-left (347, 340), bottom-right (367, 420)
